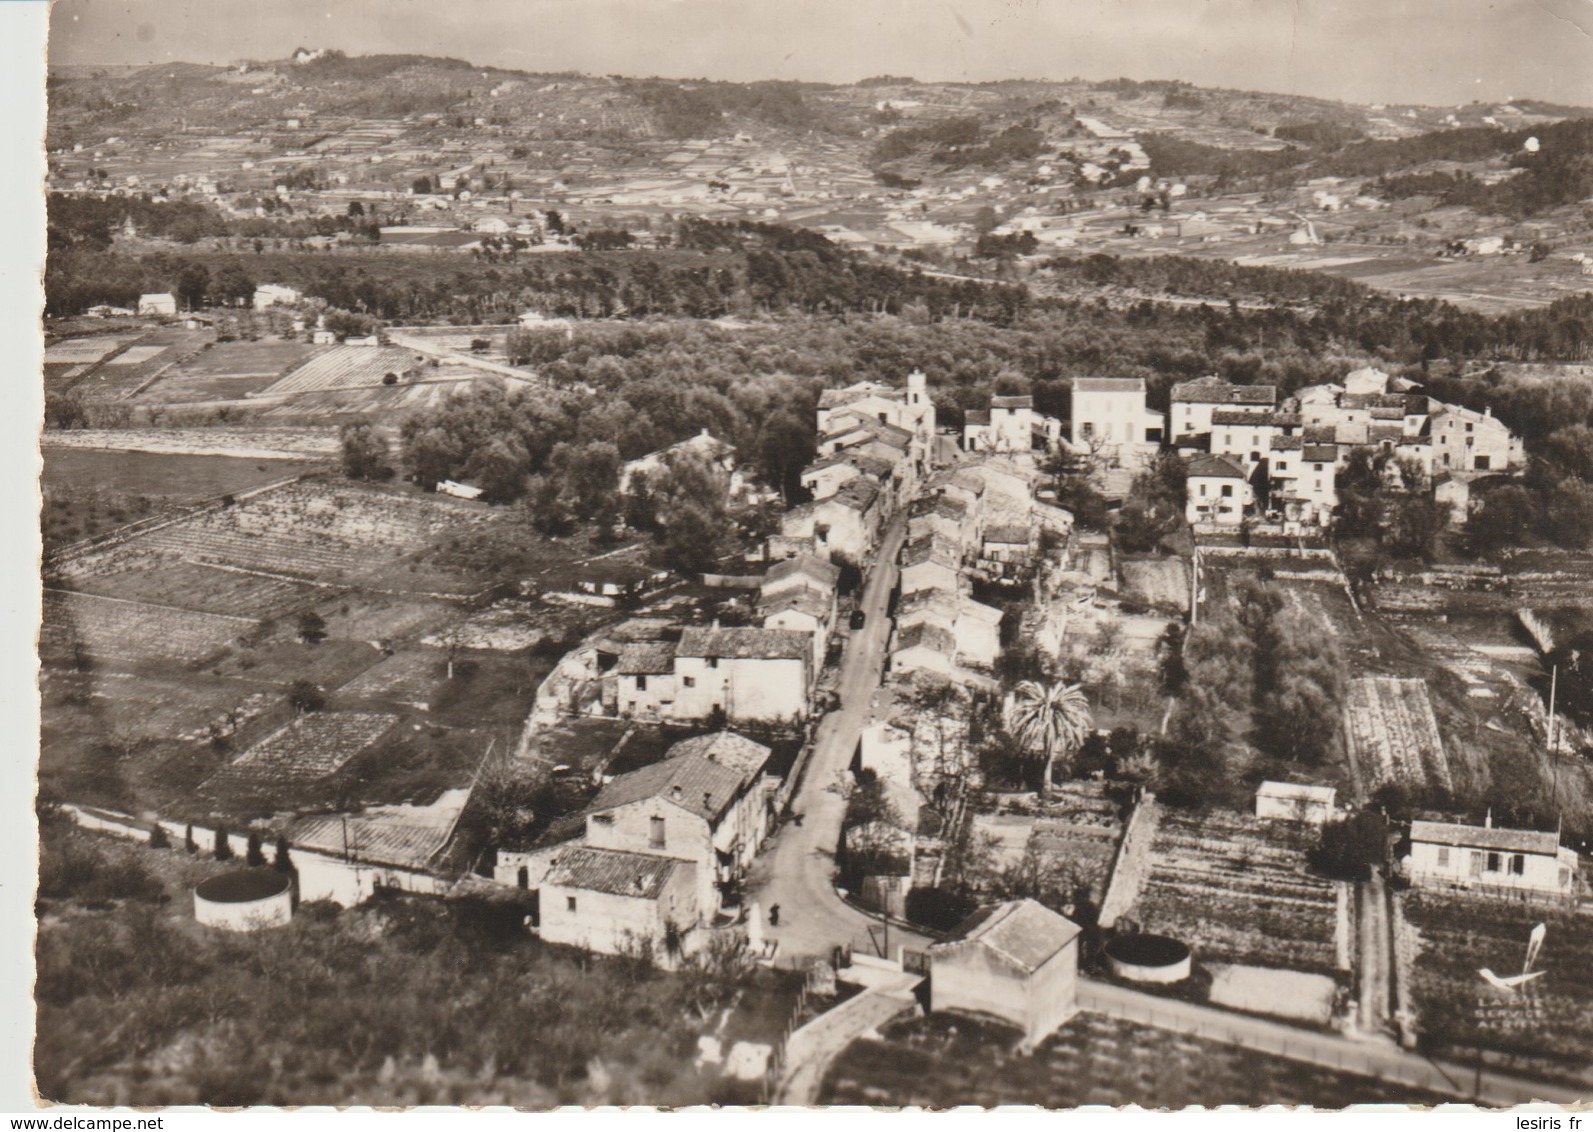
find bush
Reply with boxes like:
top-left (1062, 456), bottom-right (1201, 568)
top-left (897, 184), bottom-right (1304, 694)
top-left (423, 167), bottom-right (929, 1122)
top-left (214, 827), bottom-right (233, 862)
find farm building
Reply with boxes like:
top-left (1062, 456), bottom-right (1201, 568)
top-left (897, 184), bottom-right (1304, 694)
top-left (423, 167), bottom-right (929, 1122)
top-left (1255, 781), bottom-right (1336, 824)
top-left (671, 626), bottom-right (813, 726)
top-left (621, 429), bottom-right (738, 495)
top-left (1406, 820), bottom-right (1579, 899)
top-left (929, 899), bottom-right (1081, 1048)
top-left (572, 562), bottom-right (671, 606)
top-left (537, 846), bottom-right (701, 961)
top-left (615, 641), bottom-right (677, 721)
top-left (581, 739), bottom-right (775, 918)
top-left (137, 292), bottom-right (177, 317)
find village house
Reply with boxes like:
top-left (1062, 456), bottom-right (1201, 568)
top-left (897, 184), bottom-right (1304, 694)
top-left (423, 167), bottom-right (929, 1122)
top-left (963, 393), bottom-right (1063, 455)
top-left (615, 641), bottom-right (678, 721)
top-left (890, 621), bottom-right (958, 679)
top-left (769, 502), bottom-right (822, 562)
top-left (815, 369), bottom-right (936, 469)
top-left (816, 416), bottom-right (915, 460)
top-left (976, 524), bottom-right (1038, 582)
top-left (812, 476), bottom-right (886, 568)
top-left (759, 588), bottom-right (835, 669)
top-left (929, 899), bottom-right (1082, 1048)
top-left (1211, 410), bottom-right (1300, 471)
top-left (1170, 376), bottom-right (1277, 444)
top-left (1265, 439), bottom-right (1338, 527)
top-left (1428, 404), bottom-right (1525, 473)
top-left (581, 736), bottom-right (776, 918)
top-left (1406, 819), bottom-right (1579, 898)
top-left (897, 586), bottom-right (1003, 668)
top-left (899, 533), bottom-right (965, 597)
top-left (1068, 378), bottom-right (1165, 468)
top-left (1184, 453), bottom-right (1253, 525)
top-left (908, 492), bottom-right (977, 550)
top-left (800, 449), bottom-right (899, 502)
top-left (537, 846), bottom-right (700, 961)
top-left (760, 553), bottom-right (841, 603)
top-left (672, 626), bottom-right (813, 725)
top-left (620, 429), bottom-right (748, 496)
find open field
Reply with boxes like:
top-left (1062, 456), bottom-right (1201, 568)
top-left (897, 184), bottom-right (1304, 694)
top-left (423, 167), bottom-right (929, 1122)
top-left (53, 479), bottom-right (502, 595)
top-left (139, 338), bottom-right (321, 402)
top-left (260, 345), bottom-right (427, 395)
top-left (821, 1011), bottom-right (1450, 1106)
top-left (1129, 808), bottom-right (1345, 977)
top-left (70, 328), bottom-right (213, 401)
top-left (42, 427), bottom-right (340, 460)
top-left (1398, 890), bottom-right (1593, 1088)
top-left (41, 590), bottom-right (254, 666)
top-left (41, 447), bottom-right (325, 553)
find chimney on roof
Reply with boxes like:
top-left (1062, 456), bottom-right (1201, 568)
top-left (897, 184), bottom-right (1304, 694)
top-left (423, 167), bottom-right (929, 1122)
top-left (671, 785), bottom-right (683, 801)
top-left (1485, 807), bottom-right (1493, 829)
top-left (635, 874), bottom-right (646, 893)
top-left (704, 791), bottom-right (713, 811)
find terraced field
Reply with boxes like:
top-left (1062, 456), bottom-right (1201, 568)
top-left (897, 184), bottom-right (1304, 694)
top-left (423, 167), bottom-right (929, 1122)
top-left (225, 711), bottom-right (398, 781)
top-left (260, 346), bottom-right (426, 395)
top-left (1398, 890), bottom-right (1593, 1088)
top-left (1344, 677), bottom-right (1452, 795)
top-left (65, 559), bottom-right (327, 620)
top-left (1129, 808), bottom-right (1344, 976)
top-left (41, 589), bottom-right (253, 664)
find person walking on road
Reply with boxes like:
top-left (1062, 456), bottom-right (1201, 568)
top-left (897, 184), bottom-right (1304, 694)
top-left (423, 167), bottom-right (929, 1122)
top-left (769, 903), bottom-right (781, 927)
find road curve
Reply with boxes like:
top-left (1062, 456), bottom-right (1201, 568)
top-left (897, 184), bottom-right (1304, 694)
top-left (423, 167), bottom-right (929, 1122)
top-left (746, 514), bottom-right (932, 961)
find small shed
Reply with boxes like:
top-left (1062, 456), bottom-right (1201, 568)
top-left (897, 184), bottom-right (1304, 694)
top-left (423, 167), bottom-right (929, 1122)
top-left (929, 899), bottom-right (1081, 1047)
top-left (437, 480), bottom-right (485, 501)
top-left (1255, 781), bottom-right (1336, 824)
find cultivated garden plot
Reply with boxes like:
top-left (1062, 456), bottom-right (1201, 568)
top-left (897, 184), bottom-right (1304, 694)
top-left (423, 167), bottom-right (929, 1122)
top-left (1398, 890), bottom-right (1593, 1087)
top-left (257, 377), bottom-right (478, 421)
top-left (136, 337), bottom-right (321, 403)
top-left (65, 558), bottom-right (328, 620)
top-left (1128, 809), bottom-right (1343, 976)
top-left (213, 711), bottom-right (398, 785)
top-left (72, 328), bottom-right (211, 401)
top-left (977, 782), bottom-right (1125, 903)
top-left (99, 480), bottom-right (500, 592)
top-left (1343, 677), bottom-right (1453, 795)
top-left (40, 427), bottom-right (340, 460)
top-left (820, 1011), bottom-right (1450, 1107)
top-left (41, 589), bottom-right (254, 665)
top-left (260, 346), bottom-right (426, 395)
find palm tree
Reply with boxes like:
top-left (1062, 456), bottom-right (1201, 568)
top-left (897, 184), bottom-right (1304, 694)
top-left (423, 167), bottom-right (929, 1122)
top-left (1007, 680), bottom-right (1093, 799)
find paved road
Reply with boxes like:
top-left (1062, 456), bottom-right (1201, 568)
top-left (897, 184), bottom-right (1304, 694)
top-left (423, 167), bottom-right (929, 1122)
top-left (746, 514), bottom-right (932, 961)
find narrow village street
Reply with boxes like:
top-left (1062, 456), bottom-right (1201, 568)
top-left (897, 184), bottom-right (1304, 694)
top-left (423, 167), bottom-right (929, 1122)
top-left (746, 514), bottom-right (933, 960)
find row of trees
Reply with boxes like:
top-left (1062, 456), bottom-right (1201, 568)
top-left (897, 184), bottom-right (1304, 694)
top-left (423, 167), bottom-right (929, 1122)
top-left (1166, 577), bottom-right (1346, 805)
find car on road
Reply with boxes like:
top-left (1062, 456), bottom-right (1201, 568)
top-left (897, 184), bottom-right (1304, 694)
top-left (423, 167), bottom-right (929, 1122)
top-left (849, 609), bottom-right (866, 630)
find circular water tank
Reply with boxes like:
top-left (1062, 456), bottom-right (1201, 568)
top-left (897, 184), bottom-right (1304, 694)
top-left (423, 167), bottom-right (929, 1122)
top-left (1104, 934), bottom-right (1191, 984)
top-left (194, 869), bottom-right (292, 932)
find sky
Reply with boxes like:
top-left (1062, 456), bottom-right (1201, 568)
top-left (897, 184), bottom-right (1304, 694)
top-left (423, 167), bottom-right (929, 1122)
top-left (47, 0), bottom-right (1593, 108)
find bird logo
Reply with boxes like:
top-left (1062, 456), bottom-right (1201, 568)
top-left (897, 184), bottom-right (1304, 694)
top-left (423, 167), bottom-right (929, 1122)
top-left (1478, 923), bottom-right (1547, 994)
